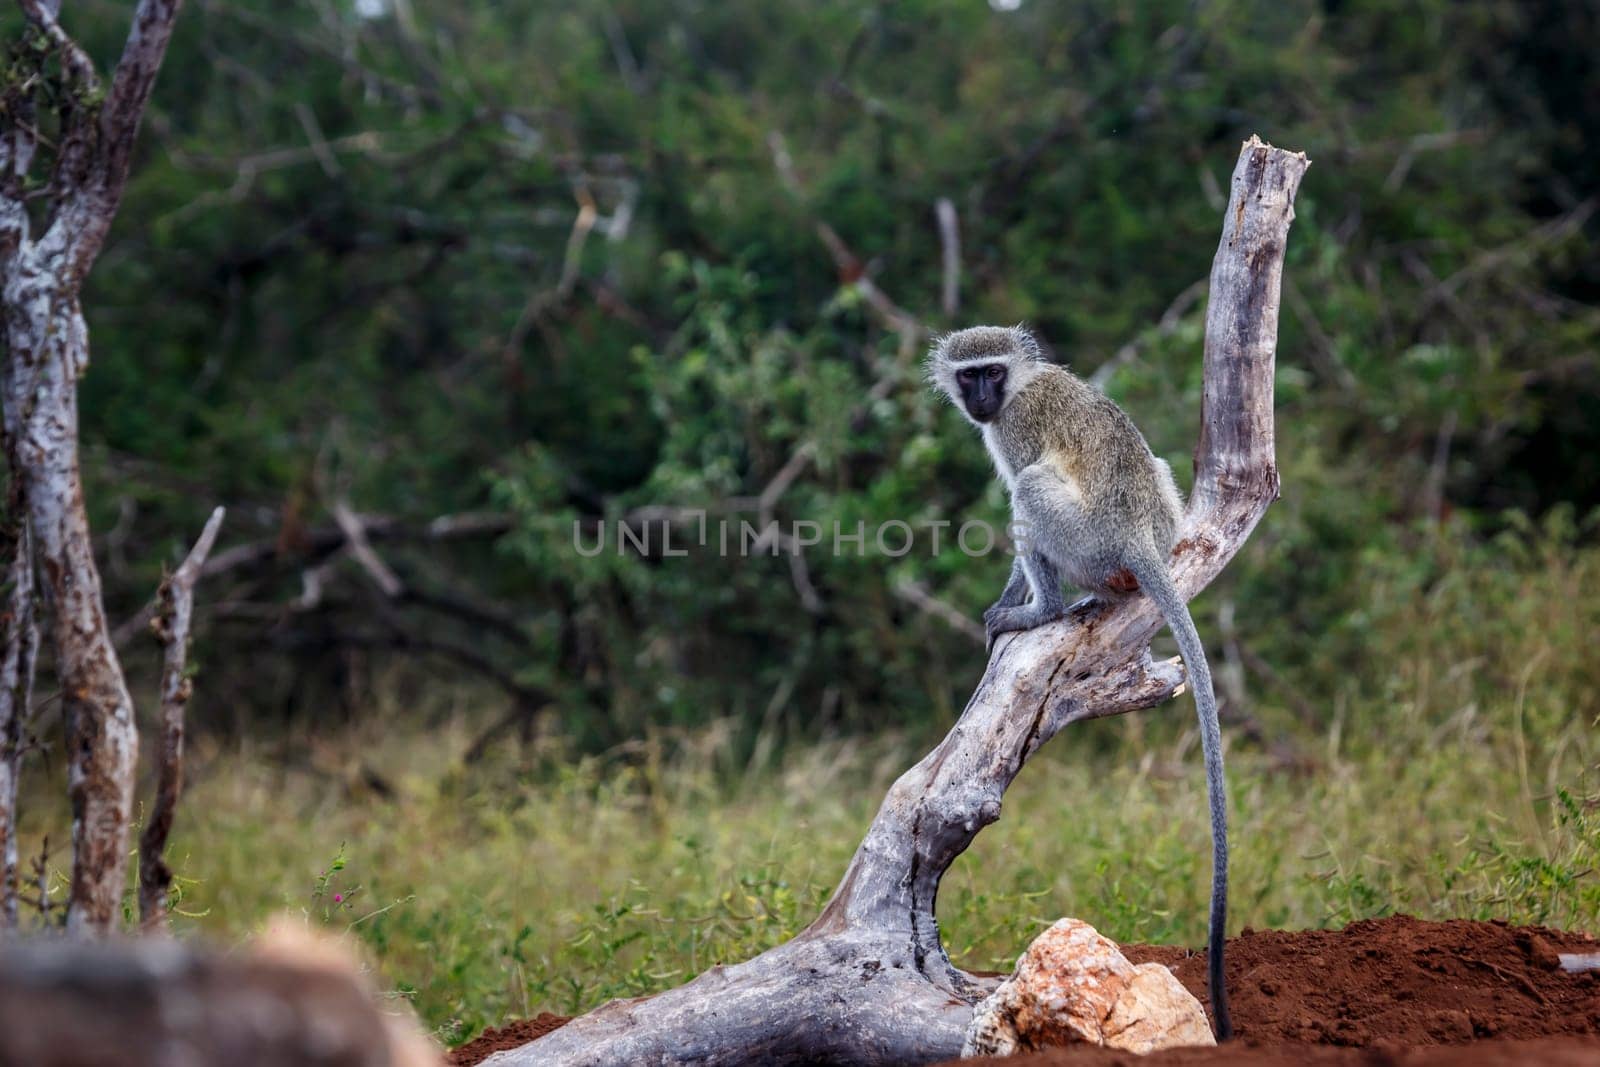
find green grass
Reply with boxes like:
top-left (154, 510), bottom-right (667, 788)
top-left (148, 706), bottom-right (1599, 1048)
top-left (12, 517), bottom-right (1600, 1049)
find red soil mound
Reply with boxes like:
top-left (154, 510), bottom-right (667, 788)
top-left (1124, 915), bottom-right (1600, 1046)
top-left (964, 1036), bottom-right (1600, 1065)
top-left (448, 1013), bottom-right (568, 1065)
top-left (987, 915), bottom-right (1600, 1065)
top-left (450, 916), bottom-right (1600, 1066)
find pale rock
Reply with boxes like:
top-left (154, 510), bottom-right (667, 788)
top-left (961, 917), bottom-right (1216, 1056)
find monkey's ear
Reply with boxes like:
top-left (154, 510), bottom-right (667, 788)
top-left (923, 336), bottom-right (961, 400)
top-left (1009, 323), bottom-right (1043, 360)
top-left (923, 333), bottom-right (951, 379)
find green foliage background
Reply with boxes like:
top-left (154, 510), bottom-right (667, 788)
top-left (24, 0), bottom-right (1592, 750)
top-left (0, 7), bottom-right (1554, 737)
top-left (3, 0), bottom-right (1599, 1042)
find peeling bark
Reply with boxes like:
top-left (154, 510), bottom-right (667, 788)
top-left (487, 137), bottom-right (1310, 1066)
top-left (1, 282), bottom-right (141, 936)
top-left (0, 0), bottom-right (187, 936)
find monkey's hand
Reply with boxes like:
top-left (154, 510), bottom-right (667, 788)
top-left (983, 602), bottom-right (1065, 651)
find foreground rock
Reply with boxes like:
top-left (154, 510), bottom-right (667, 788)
top-left (962, 918), bottom-right (1215, 1056)
top-left (0, 920), bottom-right (439, 1066)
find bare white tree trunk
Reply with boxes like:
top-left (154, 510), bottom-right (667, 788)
top-left (3, 283), bottom-right (143, 935)
top-left (486, 136), bottom-right (1310, 1067)
top-left (0, 0), bottom-right (186, 935)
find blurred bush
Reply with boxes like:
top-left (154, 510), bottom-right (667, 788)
top-left (6, 0), bottom-right (1595, 749)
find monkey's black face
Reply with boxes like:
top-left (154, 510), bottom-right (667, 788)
top-left (956, 363), bottom-right (1007, 422)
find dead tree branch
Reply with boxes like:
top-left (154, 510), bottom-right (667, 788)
top-left (893, 577), bottom-right (986, 647)
top-left (110, 509), bottom-right (516, 648)
top-left (264, 625), bottom-right (554, 764)
top-left (137, 506), bottom-right (224, 932)
top-left (936, 196), bottom-right (960, 317)
top-left (331, 499), bottom-right (403, 599)
top-left (28, 835), bottom-right (50, 925)
top-left (487, 136), bottom-right (1309, 1066)
top-left (767, 130), bottom-right (927, 357)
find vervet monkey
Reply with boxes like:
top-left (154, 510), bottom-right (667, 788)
top-left (928, 324), bottom-right (1232, 1039)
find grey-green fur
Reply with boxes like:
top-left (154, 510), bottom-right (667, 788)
top-left (928, 324), bottom-right (1233, 1040)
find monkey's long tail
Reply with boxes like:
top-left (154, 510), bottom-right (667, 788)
top-left (1130, 557), bottom-right (1233, 1041)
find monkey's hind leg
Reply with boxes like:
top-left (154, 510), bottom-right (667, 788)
top-left (983, 551), bottom-right (1064, 648)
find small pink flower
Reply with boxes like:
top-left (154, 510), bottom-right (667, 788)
top-left (333, 893), bottom-right (343, 903)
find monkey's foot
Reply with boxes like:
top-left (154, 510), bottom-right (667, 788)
top-left (984, 604), bottom-right (1065, 650)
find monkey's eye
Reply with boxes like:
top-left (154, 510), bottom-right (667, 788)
top-left (956, 368), bottom-right (976, 382)
top-left (985, 365), bottom-right (1005, 380)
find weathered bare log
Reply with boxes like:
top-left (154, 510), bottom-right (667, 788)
top-left (137, 505), bottom-right (225, 931)
top-left (0, 0), bottom-right (186, 935)
top-left (487, 136), bottom-right (1309, 1066)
